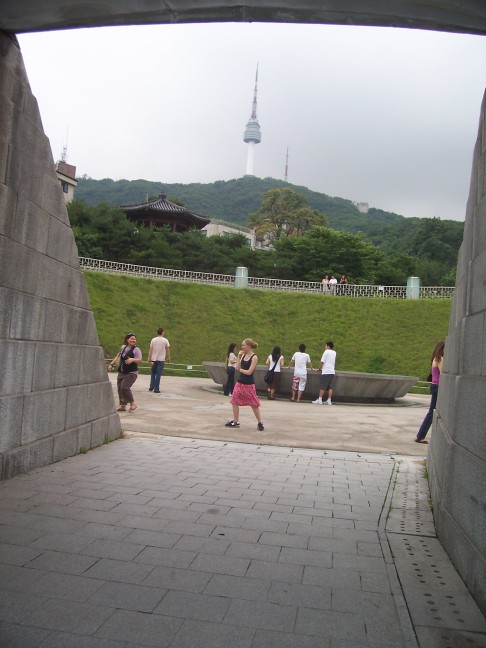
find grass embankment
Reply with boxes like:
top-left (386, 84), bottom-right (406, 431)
top-left (85, 271), bottom-right (451, 380)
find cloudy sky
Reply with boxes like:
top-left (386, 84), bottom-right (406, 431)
top-left (18, 22), bottom-right (486, 221)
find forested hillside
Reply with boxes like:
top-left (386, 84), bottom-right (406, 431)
top-left (76, 175), bottom-right (463, 252)
top-left (76, 175), bottom-right (363, 227)
top-left (73, 175), bottom-right (464, 285)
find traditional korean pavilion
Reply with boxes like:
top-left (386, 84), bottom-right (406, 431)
top-left (120, 192), bottom-right (210, 232)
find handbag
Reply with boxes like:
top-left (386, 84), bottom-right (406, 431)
top-left (264, 356), bottom-right (280, 384)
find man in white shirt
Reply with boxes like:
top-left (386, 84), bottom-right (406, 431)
top-left (312, 341), bottom-right (336, 405)
top-left (329, 275), bottom-right (338, 294)
top-left (148, 328), bottom-right (171, 393)
top-left (289, 344), bottom-right (313, 402)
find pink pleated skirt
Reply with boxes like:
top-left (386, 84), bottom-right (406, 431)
top-left (230, 382), bottom-right (261, 408)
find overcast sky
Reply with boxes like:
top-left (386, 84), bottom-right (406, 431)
top-left (18, 22), bottom-right (486, 221)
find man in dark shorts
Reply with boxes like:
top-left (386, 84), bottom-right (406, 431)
top-left (312, 341), bottom-right (336, 405)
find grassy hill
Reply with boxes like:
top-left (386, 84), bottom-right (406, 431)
top-left (86, 271), bottom-right (451, 380)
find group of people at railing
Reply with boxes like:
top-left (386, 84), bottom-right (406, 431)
top-left (321, 274), bottom-right (348, 294)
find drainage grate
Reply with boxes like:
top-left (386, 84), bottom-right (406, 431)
top-left (384, 459), bottom-right (486, 645)
top-left (388, 534), bottom-right (486, 635)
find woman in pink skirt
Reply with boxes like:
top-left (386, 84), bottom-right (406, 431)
top-left (225, 338), bottom-right (264, 431)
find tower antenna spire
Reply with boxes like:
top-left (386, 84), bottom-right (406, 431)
top-left (243, 64), bottom-right (261, 176)
top-left (284, 147), bottom-right (289, 183)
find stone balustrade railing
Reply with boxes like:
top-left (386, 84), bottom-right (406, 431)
top-left (79, 257), bottom-right (454, 299)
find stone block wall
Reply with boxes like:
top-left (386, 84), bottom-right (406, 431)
top-left (0, 32), bottom-right (121, 480)
top-left (428, 90), bottom-right (486, 614)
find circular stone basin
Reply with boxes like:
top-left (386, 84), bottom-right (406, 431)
top-left (203, 362), bottom-right (418, 404)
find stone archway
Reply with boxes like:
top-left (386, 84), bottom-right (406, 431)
top-left (0, 0), bottom-right (485, 614)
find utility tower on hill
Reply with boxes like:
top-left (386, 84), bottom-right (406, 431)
top-left (243, 65), bottom-right (261, 176)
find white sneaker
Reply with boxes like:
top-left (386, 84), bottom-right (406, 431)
top-left (312, 399), bottom-right (323, 405)
top-left (326, 399), bottom-right (332, 405)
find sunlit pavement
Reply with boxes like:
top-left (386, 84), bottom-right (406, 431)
top-left (0, 375), bottom-right (484, 647)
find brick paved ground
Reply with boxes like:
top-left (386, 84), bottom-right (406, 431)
top-left (1, 436), bottom-right (485, 647)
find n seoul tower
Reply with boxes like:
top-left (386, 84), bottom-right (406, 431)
top-left (243, 66), bottom-right (261, 176)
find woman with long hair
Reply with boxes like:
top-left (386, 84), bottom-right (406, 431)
top-left (225, 338), bottom-right (264, 431)
top-left (265, 345), bottom-right (284, 400)
top-left (223, 342), bottom-right (237, 396)
top-left (415, 340), bottom-right (445, 443)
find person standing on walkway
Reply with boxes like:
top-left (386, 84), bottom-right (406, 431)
top-left (148, 327), bottom-right (171, 393)
top-left (415, 340), bottom-right (444, 444)
top-left (265, 346), bottom-right (284, 400)
top-left (225, 338), bottom-right (264, 431)
top-left (223, 342), bottom-right (238, 396)
top-left (313, 341), bottom-right (336, 405)
top-left (329, 275), bottom-right (338, 294)
top-left (110, 333), bottom-right (142, 412)
top-left (321, 275), bottom-right (330, 293)
top-left (289, 344), bottom-right (313, 402)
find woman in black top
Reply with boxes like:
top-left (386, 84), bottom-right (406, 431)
top-left (225, 338), bottom-right (264, 431)
top-left (109, 333), bottom-right (142, 412)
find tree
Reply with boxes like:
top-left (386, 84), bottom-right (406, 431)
top-left (248, 188), bottom-right (328, 243)
top-left (274, 227), bottom-right (382, 283)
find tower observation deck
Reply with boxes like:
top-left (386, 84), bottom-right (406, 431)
top-left (243, 66), bottom-right (261, 176)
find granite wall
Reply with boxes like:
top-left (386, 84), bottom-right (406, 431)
top-left (0, 32), bottom-right (121, 480)
top-left (428, 90), bottom-right (486, 614)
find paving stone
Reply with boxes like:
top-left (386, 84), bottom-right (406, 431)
top-left (225, 540), bottom-right (280, 561)
top-left (76, 522), bottom-right (132, 541)
top-left (268, 581), bottom-right (331, 610)
top-left (88, 581), bottom-right (165, 612)
top-left (142, 566), bottom-right (212, 593)
top-left (259, 531), bottom-right (309, 549)
top-left (39, 632), bottom-right (134, 647)
top-left (253, 628), bottom-right (330, 647)
top-left (123, 528), bottom-right (182, 549)
top-left (83, 558), bottom-right (155, 584)
top-left (163, 521), bottom-right (215, 537)
top-left (302, 567), bottom-right (361, 590)
top-left (169, 618), bottom-right (254, 648)
top-left (25, 550), bottom-right (98, 575)
top-left (189, 553), bottom-right (249, 576)
top-left (331, 588), bottom-right (398, 619)
top-left (246, 559), bottom-right (303, 584)
top-left (80, 539), bottom-right (145, 561)
top-left (204, 574), bottom-right (271, 601)
top-left (26, 597), bottom-right (115, 634)
top-left (0, 541), bottom-right (43, 566)
top-left (153, 590), bottom-right (229, 622)
top-left (224, 597), bottom-right (297, 632)
top-left (95, 609), bottom-right (181, 646)
top-left (210, 526), bottom-right (261, 542)
top-left (295, 607), bottom-right (367, 642)
top-left (332, 553), bottom-right (387, 574)
top-left (135, 546), bottom-right (196, 569)
top-left (30, 571), bottom-right (105, 602)
top-left (0, 621), bottom-right (50, 647)
top-left (359, 571), bottom-right (392, 593)
top-left (307, 536), bottom-right (357, 555)
top-left (173, 535), bottom-right (229, 555)
top-left (30, 531), bottom-right (93, 553)
top-left (66, 497), bottom-right (120, 512)
top-left (279, 547), bottom-right (332, 568)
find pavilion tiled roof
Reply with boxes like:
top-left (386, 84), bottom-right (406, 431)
top-left (120, 192), bottom-right (210, 228)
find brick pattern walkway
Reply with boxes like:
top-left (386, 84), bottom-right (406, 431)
top-left (0, 437), bottom-right (484, 647)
